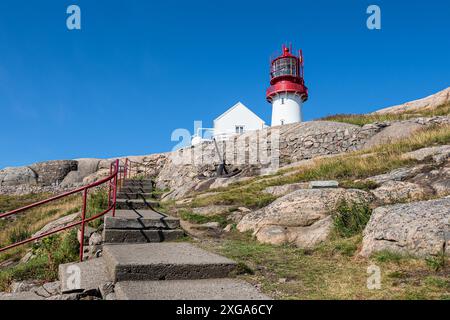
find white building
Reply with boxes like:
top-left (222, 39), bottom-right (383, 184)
top-left (213, 102), bottom-right (266, 139)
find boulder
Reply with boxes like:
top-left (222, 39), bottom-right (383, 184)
top-left (401, 145), bottom-right (450, 164)
top-left (0, 166), bottom-right (37, 186)
top-left (192, 205), bottom-right (233, 216)
top-left (32, 212), bottom-right (79, 238)
top-left (365, 165), bottom-right (427, 185)
top-left (61, 159), bottom-right (101, 187)
top-left (30, 160), bottom-right (78, 186)
top-left (10, 280), bottom-right (40, 293)
top-left (360, 197), bottom-right (450, 257)
top-left (237, 188), bottom-right (372, 248)
top-left (372, 87), bottom-right (450, 114)
top-left (82, 168), bottom-right (110, 185)
top-left (372, 181), bottom-right (429, 204)
top-left (263, 182), bottom-right (307, 197)
top-left (191, 222), bottom-right (221, 231)
top-left (364, 122), bottom-right (423, 149)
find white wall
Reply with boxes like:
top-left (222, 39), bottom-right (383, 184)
top-left (271, 93), bottom-right (303, 126)
top-left (214, 102), bottom-right (266, 137)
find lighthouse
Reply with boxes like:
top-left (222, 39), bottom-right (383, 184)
top-left (266, 45), bottom-right (308, 126)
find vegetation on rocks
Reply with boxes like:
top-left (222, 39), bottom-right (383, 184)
top-left (332, 200), bottom-right (372, 238)
top-left (178, 124), bottom-right (449, 211)
top-left (0, 188), bottom-right (110, 291)
top-left (0, 230), bottom-right (79, 291)
top-left (321, 102), bottom-right (450, 126)
top-left (199, 229), bottom-right (449, 300)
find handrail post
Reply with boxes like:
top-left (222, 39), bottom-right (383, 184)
top-left (108, 162), bottom-right (112, 207)
top-left (112, 159), bottom-right (119, 217)
top-left (79, 188), bottom-right (88, 262)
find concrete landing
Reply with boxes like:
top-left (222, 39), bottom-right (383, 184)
top-left (59, 257), bottom-right (112, 293)
top-left (114, 279), bottom-right (271, 300)
top-left (103, 243), bottom-right (237, 282)
top-left (104, 210), bottom-right (180, 229)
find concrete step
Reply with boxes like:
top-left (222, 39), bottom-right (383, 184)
top-left (120, 186), bottom-right (153, 194)
top-left (59, 257), bottom-right (112, 293)
top-left (122, 179), bottom-right (153, 186)
top-left (116, 192), bottom-right (154, 200)
top-left (103, 229), bottom-right (185, 243)
top-left (104, 210), bottom-right (180, 230)
top-left (115, 199), bottom-right (158, 210)
top-left (114, 279), bottom-right (271, 300)
top-left (103, 243), bottom-right (237, 282)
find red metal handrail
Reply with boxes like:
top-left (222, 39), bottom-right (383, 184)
top-left (124, 158), bottom-right (155, 180)
top-left (0, 159), bottom-right (123, 261)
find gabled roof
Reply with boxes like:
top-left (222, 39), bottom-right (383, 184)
top-left (214, 102), bottom-right (265, 124)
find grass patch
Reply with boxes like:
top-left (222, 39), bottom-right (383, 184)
top-left (0, 194), bottom-right (81, 264)
top-left (372, 250), bottom-right (406, 264)
top-left (425, 254), bottom-right (446, 272)
top-left (190, 189), bottom-right (277, 209)
top-left (320, 102), bottom-right (450, 126)
top-left (179, 210), bottom-right (228, 227)
top-left (0, 193), bottom-right (50, 213)
top-left (86, 189), bottom-right (108, 229)
top-left (184, 124), bottom-right (450, 210)
top-left (332, 200), bottom-right (372, 238)
top-left (197, 232), bottom-right (450, 299)
top-left (0, 230), bottom-right (79, 291)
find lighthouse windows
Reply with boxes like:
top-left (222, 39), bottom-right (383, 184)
top-left (281, 98), bottom-right (285, 104)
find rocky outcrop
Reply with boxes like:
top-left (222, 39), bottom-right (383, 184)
top-left (61, 159), bottom-right (101, 187)
top-left (263, 183), bottom-right (308, 197)
top-left (360, 197), bottom-right (450, 257)
top-left (32, 213), bottom-right (80, 238)
top-left (372, 181), bottom-right (428, 205)
top-left (0, 166), bottom-right (37, 186)
top-left (237, 188), bottom-right (373, 248)
top-left (363, 122), bottom-right (423, 149)
top-left (372, 87), bottom-right (450, 114)
top-left (29, 160), bottom-right (78, 186)
top-left (401, 145), bottom-right (450, 164)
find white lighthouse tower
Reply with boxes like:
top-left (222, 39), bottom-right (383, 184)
top-left (266, 45), bottom-right (308, 126)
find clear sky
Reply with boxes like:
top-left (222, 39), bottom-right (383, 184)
top-left (0, 0), bottom-right (449, 168)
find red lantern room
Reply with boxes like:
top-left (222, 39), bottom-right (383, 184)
top-left (266, 45), bottom-right (308, 126)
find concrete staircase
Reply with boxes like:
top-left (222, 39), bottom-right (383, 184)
top-left (103, 179), bottom-right (184, 244)
top-left (59, 178), bottom-right (269, 300)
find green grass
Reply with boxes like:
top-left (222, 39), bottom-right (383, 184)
top-left (177, 124), bottom-right (450, 211)
top-left (0, 193), bottom-right (50, 214)
top-left (179, 210), bottom-right (228, 227)
top-left (198, 232), bottom-right (450, 299)
top-left (372, 250), bottom-right (407, 264)
top-left (320, 102), bottom-right (450, 126)
top-left (332, 200), bottom-right (372, 238)
top-left (0, 230), bottom-right (79, 291)
top-left (86, 188), bottom-right (109, 228)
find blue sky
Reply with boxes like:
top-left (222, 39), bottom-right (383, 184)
top-left (0, 0), bottom-right (449, 168)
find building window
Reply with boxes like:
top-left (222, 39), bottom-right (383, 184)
top-left (281, 98), bottom-right (285, 104)
top-left (235, 126), bottom-right (244, 134)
